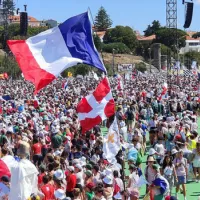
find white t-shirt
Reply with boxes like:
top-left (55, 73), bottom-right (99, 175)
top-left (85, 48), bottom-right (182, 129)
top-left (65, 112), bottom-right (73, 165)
top-left (163, 165), bottom-right (174, 176)
top-left (154, 143), bottom-right (165, 159)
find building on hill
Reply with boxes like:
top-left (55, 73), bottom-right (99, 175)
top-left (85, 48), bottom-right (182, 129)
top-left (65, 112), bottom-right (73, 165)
top-left (44, 19), bottom-right (58, 28)
top-left (8, 15), bottom-right (41, 27)
top-left (95, 31), bottom-right (106, 42)
top-left (186, 31), bottom-right (197, 37)
top-left (180, 35), bottom-right (200, 54)
top-left (137, 34), bottom-right (156, 44)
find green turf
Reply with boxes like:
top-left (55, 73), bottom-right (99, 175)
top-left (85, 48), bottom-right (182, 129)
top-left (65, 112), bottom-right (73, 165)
top-left (101, 117), bottom-right (200, 199)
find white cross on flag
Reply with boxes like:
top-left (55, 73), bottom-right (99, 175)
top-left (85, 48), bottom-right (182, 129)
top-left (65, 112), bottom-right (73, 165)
top-left (77, 77), bottom-right (115, 133)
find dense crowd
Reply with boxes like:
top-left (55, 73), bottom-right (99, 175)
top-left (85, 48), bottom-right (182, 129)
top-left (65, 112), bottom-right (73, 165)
top-left (0, 72), bottom-right (200, 200)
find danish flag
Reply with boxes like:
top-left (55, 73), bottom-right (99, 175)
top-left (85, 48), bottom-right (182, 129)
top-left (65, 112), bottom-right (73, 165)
top-left (77, 77), bottom-right (115, 133)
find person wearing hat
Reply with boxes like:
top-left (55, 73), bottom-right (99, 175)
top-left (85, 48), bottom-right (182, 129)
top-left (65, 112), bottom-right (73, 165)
top-left (103, 176), bottom-right (114, 200)
top-left (173, 149), bottom-right (187, 200)
top-left (144, 156), bottom-right (157, 193)
top-left (84, 170), bottom-right (93, 185)
top-left (66, 166), bottom-right (77, 198)
top-left (113, 191), bottom-right (122, 200)
top-left (85, 182), bottom-right (95, 200)
top-left (74, 163), bottom-right (84, 187)
top-left (54, 189), bottom-right (71, 200)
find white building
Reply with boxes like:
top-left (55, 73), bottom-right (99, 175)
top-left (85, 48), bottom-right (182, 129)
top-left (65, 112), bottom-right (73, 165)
top-left (180, 36), bottom-right (200, 54)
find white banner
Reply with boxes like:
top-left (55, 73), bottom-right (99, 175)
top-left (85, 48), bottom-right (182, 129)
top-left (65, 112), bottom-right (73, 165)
top-left (118, 64), bottom-right (134, 72)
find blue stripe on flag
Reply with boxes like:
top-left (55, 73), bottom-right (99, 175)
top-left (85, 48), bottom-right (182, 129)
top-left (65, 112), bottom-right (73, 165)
top-left (58, 12), bottom-right (106, 73)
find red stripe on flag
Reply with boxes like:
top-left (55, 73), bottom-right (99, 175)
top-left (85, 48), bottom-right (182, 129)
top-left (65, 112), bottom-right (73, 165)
top-left (7, 40), bottom-right (55, 94)
top-left (80, 116), bottom-right (102, 133)
top-left (0, 160), bottom-right (11, 178)
top-left (104, 99), bottom-right (115, 117)
top-left (93, 78), bottom-right (110, 102)
top-left (77, 97), bottom-right (93, 113)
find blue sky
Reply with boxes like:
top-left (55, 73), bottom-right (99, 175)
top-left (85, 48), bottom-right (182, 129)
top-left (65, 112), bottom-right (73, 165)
top-left (16, 0), bottom-right (200, 34)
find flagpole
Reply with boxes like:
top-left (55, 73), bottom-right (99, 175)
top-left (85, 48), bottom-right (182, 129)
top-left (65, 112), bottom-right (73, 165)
top-left (116, 118), bottom-right (126, 197)
top-left (88, 7), bottom-right (106, 69)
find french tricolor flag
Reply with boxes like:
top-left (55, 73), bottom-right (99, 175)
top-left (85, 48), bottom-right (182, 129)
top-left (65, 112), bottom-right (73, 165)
top-left (7, 12), bottom-right (106, 94)
top-left (62, 80), bottom-right (68, 91)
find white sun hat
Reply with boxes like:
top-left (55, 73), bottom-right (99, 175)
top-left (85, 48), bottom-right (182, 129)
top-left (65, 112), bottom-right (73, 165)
top-left (54, 189), bottom-right (66, 199)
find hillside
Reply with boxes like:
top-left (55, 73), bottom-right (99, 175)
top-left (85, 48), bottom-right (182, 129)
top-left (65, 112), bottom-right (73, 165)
top-left (100, 52), bottom-right (143, 65)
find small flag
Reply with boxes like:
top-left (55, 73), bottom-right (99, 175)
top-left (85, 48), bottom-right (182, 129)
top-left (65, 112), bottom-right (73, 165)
top-left (184, 69), bottom-right (192, 77)
top-left (68, 72), bottom-right (72, 77)
top-left (191, 61), bottom-right (197, 69)
top-left (103, 117), bottom-right (121, 164)
top-left (62, 80), bottom-right (68, 90)
top-left (2, 95), bottom-right (11, 101)
top-left (7, 12), bottom-right (106, 94)
top-left (198, 72), bottom-right (200, 81)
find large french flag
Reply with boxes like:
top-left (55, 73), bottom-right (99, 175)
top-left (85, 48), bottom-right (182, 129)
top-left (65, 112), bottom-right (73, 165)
top-left (7, 12), bottom-right (106, 93)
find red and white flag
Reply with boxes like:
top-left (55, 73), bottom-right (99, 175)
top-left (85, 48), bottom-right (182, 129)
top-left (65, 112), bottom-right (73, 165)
top-left (77, 77), bottom-right (115, 133)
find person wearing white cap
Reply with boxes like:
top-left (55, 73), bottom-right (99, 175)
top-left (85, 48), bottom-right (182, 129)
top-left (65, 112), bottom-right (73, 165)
top-left (54, 169), bottom-right (64, 181)
top-left (66, 166), bottom-right (76, 198)
top-left (103, 176), bottom-right (114, 200)
top-left (74, 163), bottom-right (84, 186)
top-left (54, 189), bottom-right (70, 200)
top-left (113, 191), bottom-right (122, 200)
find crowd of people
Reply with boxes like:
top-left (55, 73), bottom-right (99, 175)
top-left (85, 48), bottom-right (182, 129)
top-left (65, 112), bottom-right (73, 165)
top-left (0, 71), bottom-right (200, 200)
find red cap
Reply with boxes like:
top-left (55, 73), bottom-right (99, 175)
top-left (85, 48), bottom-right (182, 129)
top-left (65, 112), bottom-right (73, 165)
top-left (103, 160), bottom-right (109, 165)
top-left (165, 196), bottom-right (170, 200)
top-left (86, 182), bottom-right (95, 190)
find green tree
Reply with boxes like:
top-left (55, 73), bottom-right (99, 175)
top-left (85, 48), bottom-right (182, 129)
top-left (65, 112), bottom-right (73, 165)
top-left (161, 44), bottom-right (171, 55)
top-left (144, 20), bottom-right (161, 36)
top-left (155, 28), bottom-right (186, 51)
top-left (192, 32), bottom-right (200, 39)
top-left (93, 34), bottom-right (102, 51)
top-left (184, 52), bottom-right (200, 69)
top-left (2, 0), bottom-right (15, 16)
top-left (102, 42), bottom-right (130, 54)
top-left (103, 26), bottom-right (137, 51)
top-left (0, 55), bottom-right (21, 78)
top-left (94, 6), bottom-right (112, 31)
top-left (135, 62), bottom-right (147, 72)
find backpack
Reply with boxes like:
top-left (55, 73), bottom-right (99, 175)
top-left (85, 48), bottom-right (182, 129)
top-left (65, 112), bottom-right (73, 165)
top-left (127, 109), bottom-right (134, 120)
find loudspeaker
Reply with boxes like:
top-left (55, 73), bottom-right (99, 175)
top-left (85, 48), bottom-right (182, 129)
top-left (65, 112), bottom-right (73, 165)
top-left (20, 12), bottom-right (28, 36)
top-left (183, 2), bottom-right (193, 29)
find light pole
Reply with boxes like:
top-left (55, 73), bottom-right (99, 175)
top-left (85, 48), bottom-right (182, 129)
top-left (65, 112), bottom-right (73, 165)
top-left (112, 48), bottom-right (115, 75)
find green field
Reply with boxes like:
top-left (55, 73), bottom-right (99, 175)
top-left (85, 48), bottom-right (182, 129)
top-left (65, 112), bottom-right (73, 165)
top-left (101, 118), bottom-right (200, 200)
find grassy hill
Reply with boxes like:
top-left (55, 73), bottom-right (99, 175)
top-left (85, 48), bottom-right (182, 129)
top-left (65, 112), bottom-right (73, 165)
top-left (101, 52), bottom-right (143, 65)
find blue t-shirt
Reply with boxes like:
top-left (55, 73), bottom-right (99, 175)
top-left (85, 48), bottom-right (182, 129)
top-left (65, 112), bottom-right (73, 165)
top-left (141, 124), bottom-right (147, 136)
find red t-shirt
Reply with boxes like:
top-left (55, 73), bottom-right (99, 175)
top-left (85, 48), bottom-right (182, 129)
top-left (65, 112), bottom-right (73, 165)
top-left (32, 143), bottom-right (42, 155)
top-left (66, 174), bottom-right (77, 192)
top-left (41, 183), bottom-right (55, 200)
top-left (38, 172), bottom-right (45, 185)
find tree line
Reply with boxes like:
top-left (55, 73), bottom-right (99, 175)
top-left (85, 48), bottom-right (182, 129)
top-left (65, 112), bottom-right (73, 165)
top-left (1, 5), bottom-right (200, 77)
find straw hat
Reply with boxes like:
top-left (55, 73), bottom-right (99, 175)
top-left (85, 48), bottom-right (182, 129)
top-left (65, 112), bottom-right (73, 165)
top-left (147, 156), bottom-right (155, 162)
